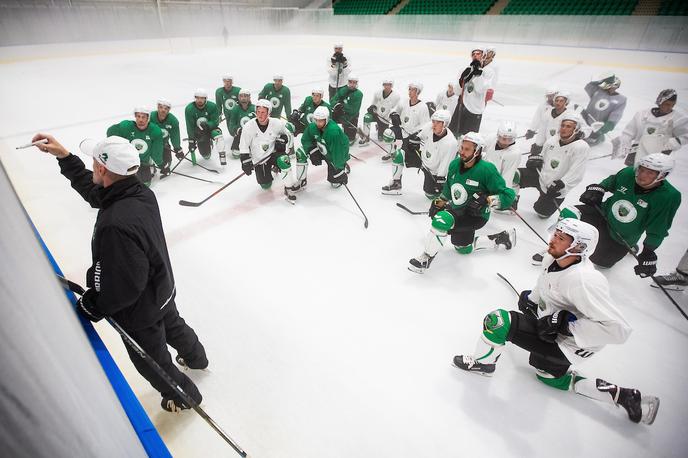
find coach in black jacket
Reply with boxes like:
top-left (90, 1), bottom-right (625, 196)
top-left (32, 133), bottom-right (207, 413)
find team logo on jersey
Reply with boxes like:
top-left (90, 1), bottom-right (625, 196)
top-left (404, 116), bottom-right (410, 123)
top-left (270, 97), bottom-right (281, 108)
top-left (426, 151), bottom-right (431, 159)
top-left (381, 107), bottom-right (386, 112)
top-left (196, 117), bottom-right (208, 129)
top-left (307, 113), bottom-right (315, 123)
top-left (317, 142), bottom-right (328, 156)
top-left (450, 183), bottom-right (468, 206)
top-left (160, 128), bottom-right (169, 139)
top-left (647, 127), bottom-right (655, 135)
top-left (595, 98), bottom-right (610, 112)
top-left (131, 138), bottom-right (148, 154)
top-left (550, 129), bottom-right (556, 136)
top-left (240, 116), bottom-right (251, 127)
top-left (466, 82), bottom-right (474, 94)
top-left (611, 199), bottom-right (638, 223)
top-left (442, 105), bottom-right (448, 109)
top-left (261, 143), bottom-right (269, 152)
top-left (617, 186), bottom-right (628, 194)
top-left (550, 159), bottom-right (560, 169)
top-left (225, 99), bottom-right (236, 111)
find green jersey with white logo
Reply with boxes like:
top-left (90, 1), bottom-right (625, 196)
top-left (600, 166), bottom-right (681, 249)
top-left (258, 83), bottom-right (292, 118)
top-left (331, 86), bottom-right (363, 124)
top-left (150, 111), bottom-right (181, 150)
top-left (298, 96), bottom-right (331, 125)
top-left (301, 119), bottom-right (350, 170)
top-left (440, 157), bottom-right (516, 220)
top-left (228, 102), bottom-right (256, 136)
top-left (184, 101), bottom-right (221, 141)
top-left (106, 120), bottom-right (164, 167)
top-left (215, 86), bottom-right (241, 118)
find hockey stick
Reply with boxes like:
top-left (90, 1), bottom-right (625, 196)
top-left (510, 208), bottom-right (549, 245)
top-left (320, 156), bottom-right (368, 228)
top-left (56, 276), bottom-right (248, 457)
top-left (155, 167), bottom-right (222, 184)
top-left (592, 206), bottom-right (688, 320)
top-left (589, 153), bottom-right (612, 161)
top-left (396, 202), bottom-right (428, 215)
top-left (184, 157), bottom-right (220, 174)
top-left (496, 272), bottom-right (519, 296)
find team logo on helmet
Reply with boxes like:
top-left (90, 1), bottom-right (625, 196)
top-left (595, 99), bottom-right (610, 112)
top-left (550, 159), bottom-right (560, 169)
top-left (451, 183), bottom-right (468, 206)
top-left (270, 97), bottom-right (281, 108)
top-left (611, 199), bottom-right (638, 223)
top-left (225, 99), bottom-right (236, 111)
top-left (196, 117), bottom-right (208, 129)
top-left (131, 138), bottom-right (148, 154)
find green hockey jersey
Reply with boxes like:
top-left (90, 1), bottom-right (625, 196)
top-left (228, 103), bottom-right (256, 136)
top-left (331, 86), bottom-right (363, 123)
top-left (298, 96), bottom-right (331, 125)
top-left (258, 83), bottom-right (292, 118)
top-left (215, 85), bottom-right (241, 117)
top-left (184, 101), bottom-right (221, 141)
top-left (106, 120), bottom-right (164, 167)
top-left (150, 111), bottom-right (181, 150)
top-left (301, 119), bottom-right (350, 170)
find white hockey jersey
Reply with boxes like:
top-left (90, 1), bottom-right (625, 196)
top-left (538, 136), bottom-right (589, 196)
top-left (482, 137), bottom-right (520, 189)
top-left (435, 89), bottom-right (459, 116)
top-left (530, 255), bottom-right (632, 364)
top-left (393, 99), bottom-right (430, 138)
top-left (370, 89), bottom-right (401, 124)
top-left (461, 65), bottom-right (495, 115)
top-left (529, 101), bottom-right (552, 132)
top-left (328, 58), bottom-right (351, 89)
top-left (239, 117), bottom-right (293, 163)
top-left (417, 122), bottom-right (458, 177)
top-left (618, 107), bottom-right (688, 165)
top-left (535, 108), bottom-right (569, 147)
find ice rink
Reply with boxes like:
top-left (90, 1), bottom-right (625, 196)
top-left (1, 34), bottom-right (687, 457)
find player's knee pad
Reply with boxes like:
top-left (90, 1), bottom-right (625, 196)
top-left (276, 154), bottom-right (291, 171)
top-left (454, 244), bottom-right (473, 255)
top-left (482, 309), bottom-right (511, 346)
top-left (260, 182), bottom-right (272, 189)
top-left (392, 148), bottom-right (404, 165)
top-left (211, 128), bottom-right (222, 139)
top-left (296, 147), bottom-right (308, 164)
top-left (535, 370), bottom-right (575, 391)
top-left (431, 210), bottom-right (455, 233)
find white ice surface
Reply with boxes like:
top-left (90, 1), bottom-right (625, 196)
top-left (1, 35), bottom-right (687, 458)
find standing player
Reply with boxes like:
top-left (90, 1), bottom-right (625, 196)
top-left (655, 249), bottom-right (688, 291)
top-left (385, 82), bottom-right (430, 162)
top-left (530, 91), bottom-right (571, 155)
top-left (518, 113), bottom-right (589, 218)
top-left (184, 88), bottom-right (226, 165)
top-left (227, 89), bottom-right (255, 159)
top-left (259, 75), bottom-right (292, 119)
top-left (298, 106), bottom-right (350, 190)
top-left (150, 99), bottom-right (182, 174)
top-left (453, 218), bottom-right (659, 425)
top-left (215, 75), bottom-right (241, 133)
top-left (239, 99), bottom-right (296, 201)
top-left (482, 121), bottom-right (521, 210)
top-left (361, 79), bottom-right (400, 144)
top-left (449, 48), bottom-right (496, 138)
top-left (106, 107), bottom-right (163, 186)
top-left (289, 88), bottom-right (330, 136)
top-left (381, 109), bottom-right (457, 198)
top-left (525, 87), bottom-right (558, 140)
top-left (612, 89), bottom-right (688, 166)
top-left (579, 73), bottom-right (626, 146)
top-left (331, 75), bottom-right (363, 146)
top-left (435, 82), bottom-right (459, 119)
top-left (408, 132), bottom-right (516, 273)
top-left (328, 43), bottom-right (351, 101)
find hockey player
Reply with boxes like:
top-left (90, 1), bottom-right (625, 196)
top-left (381, 109), bottom-right (457, 198)
top-left (215, 75), bottom-right (241, 132)
top-left (654, 249), bottom-right (688, 291)
top-left (519, 112), bottom-right (589, 218)
top-left (482, 121), bottom-right (521, 210)
top-left (328, 43), bottom-right (351, 101)
top-left (184, 88), bottom-right (226, 165)
top-left (239, 99), bottom-right (297, 202)
top-left (106, 107), bottom-right (163, 186)
top-left (551, 153), bottom-right (681, 274)
top-left (150, 99), bottom-right (182, 175)
top-left (258, 75), bottom-right (292, 119)
top-left (453, 218), bottom-right (659, 426)
top-left (227, 89), bottom-right (255, 159)
top-left (289, 88), bottom-right (330, 136)
top-left (408, 132), bottom-right (516, 273)
top-left (449, 47), bottom-right (496, 138)
top-left (385, 82), bottom-right (431, 162)
top-left (298, 106), bottom-right (350, 190)
top-left (331, 75), bottom-right (363, 145)
top-left (579, 73), bottom-right (626, 146)
top-left (612, 89), bottom-right (688, 167)
top-left (361, 79), bottom-right (400, 145)
top-left (524, 87), bottom-right (558, 140)
top-left (434, 82), bottom-right (459, 119)
top-left (529, 91), bottom-right (571, 155)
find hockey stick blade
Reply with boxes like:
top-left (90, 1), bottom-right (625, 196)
top-left (650, 284), bottom-right (685, 292)
top-left (179, 199), bottom-right (202, 207)
top-left (395, 202), bottom-right (427, 215)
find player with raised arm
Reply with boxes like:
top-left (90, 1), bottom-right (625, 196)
top-left (580, 72), bottom-right (626, 146)
top-left (328, 43), bottom-right (351, 100)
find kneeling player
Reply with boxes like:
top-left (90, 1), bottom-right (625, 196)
top-left (289, 88), bottom-right (330, 136)
top-left (239, 99), bottom-right (297, 202)
top-left (184, 88), bottom-right (227, 165)
top-left (453, 219), bottom-right (659, 425)
top-left (408, 132), bottom-right (516, 273)
top-left (381, 109), bottom-right (457, 198)
top-left (482, 121), bottom-right (520, 211)
top-left (361, 79), bottom-right (400, 144)
top-left (228, 89), bottom-right (255, 159)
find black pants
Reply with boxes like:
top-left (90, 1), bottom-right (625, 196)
top-left (230, 129), bottom-right (242, 151)
top-left (446, 207), bottom-right (488, 247)
top-left (449, 101), bottom-right (482, 138)
top-left (518, 167), bottom-right (564, 217)
top-left (576, 204), bottom-right (629, 268)
top-left (342, 115), bottom-right (359, 141)
top-left (402, 138), bottom-right (422, 168)
top-left (255, 153), bottom-right (279, 186)
top-left (375, 119), bottom-right (389, 140)
top-left (421, 169), bottom-right (442, 197)
top-left (162, 144), bottom-right (172, 168)
top-left (196, 130), bottom-right (212, 158)
top-left (507, 311), bottom-right (571, 378)
top-left (123, 301), bottom-right (206, 402)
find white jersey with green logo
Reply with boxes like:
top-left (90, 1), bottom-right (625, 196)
top-left (393, 98), bottom-right (430, 138)
top-left (538, 136), bottom-right (590, 197)
top-left (239, 118), bottom-right (293, 164)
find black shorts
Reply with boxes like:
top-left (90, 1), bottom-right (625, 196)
top-left (255, 154), bottom-right (278, 186)
top-left (518, 167), bottom-right (564, 218)
top-left (507, 311), bottom-right (571, 378)
top-left (445, 207), bottom-right (488, 247)
top-left (576, 204), bottom-right (629, 268)
top-left (403, 139), bottom-right (422, 168)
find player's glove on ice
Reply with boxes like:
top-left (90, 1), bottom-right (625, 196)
top-left (240, 154), bottom-right (253, 176)
top-left (634, 247), bottom-right (657, 278)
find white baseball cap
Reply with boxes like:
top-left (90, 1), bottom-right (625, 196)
top-left (79, 136), bottom-right (140, 176)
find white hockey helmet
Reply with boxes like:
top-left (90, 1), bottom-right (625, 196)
top-left (273, 74), bottom-right (284, 81)
top-left (545, 86), bottom-right (558, 96)
top-left (238, 88), bottom-right (251, 96)
top-left (222, 74), bottom-right (234, 82)
top-left (194, 88), bottom-right (208, 98)
top-left (461, 131), bottom-right (485, 161)
top-left (348, 74), bottom-right (359, 83)
top-left (313, 106), bottom-right (330, 121)
top-left (554, 90), bottom-right (570, 104)
top-left (133, 106), bottom-right (150, 116)
top-left (656, 88), bottom-right (677, 106)
top-left (382, 78), bottom-right (394, 85)
top-left (431, 109), bottom-right (451, 126)
top-left (156, 98), bottom-right (172, 109)
top-left (636, 153), bottom-right (674, 183)
top-left (497, 121), bottom-right (517, 142)
top-left (554, 218), bottom-right (599, 260)
top-left (560, 111), bottom-right (583, 135)
top-left (255, 99), bottom-right (272, 112)
top-left (408, 81), bottom-right (423, 94)
top-left (311, 87), bottom-right (325, 96)
top-left (334, 42), bottom-right (343, 49)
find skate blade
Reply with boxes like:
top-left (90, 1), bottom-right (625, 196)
top-left (650, 284), bottom-right (685, 292)
top-left (451, 361), bottom-right (493, 377)
top-left (381, 190), bottom-right (402, 196)
top-left (641, 396), bottom-right (660, 425)
top-left (508, 228), bottom-right (517, 250)
top-left (285, 198), bottom-right (296, 205)
top-left (407, 265), bottom-right (425, 274)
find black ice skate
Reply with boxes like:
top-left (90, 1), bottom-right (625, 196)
top-left (381, 153), bottom-right (393, 162)
top-left (381, 179), bottom-right (402, 195)
top-left (651, 271), bottom-right (687, 291)
top-left (294, 178), bottom-right (307, 192)
top-left (597, 379), bottom-right (660, 425)
top-left (219, 151), bottom-right (227, 166)
top-left (408, 253), bottom-right (434, 274)
top-left (176, 353), bottom-right (208, 370)
top-left (284, 186), bottom-right (297, 205)
top-left (489, 228), bottom-right (516, 250)
top-left (358, 135), bottom-right (370, 146)
top-left (453, 355), bottom-right (496, 377)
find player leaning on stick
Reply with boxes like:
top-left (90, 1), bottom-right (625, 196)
top-left (184, 88), bottom-right (227, 165)
top-left (408, 132), bottom-right (516, 274)
top-left (453, 218), bottom-right (659, 425)
top-left (361, 78), bottom-right (400, 144)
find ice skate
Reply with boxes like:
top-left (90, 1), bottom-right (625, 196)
top-left (408, 253), bottom-right (434, 273)
top-left (453, 355), bottom-right (496, 377)
top-left (381, 179), bottom-right (402, 195)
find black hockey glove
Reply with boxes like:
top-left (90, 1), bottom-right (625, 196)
top-left (367, 104), bottom-right (378, 115)
top-left (470, 59), bottom-right (481, 70)
top-left (332, 102), bottom-right (345, 120)
top-left (537, 310), bottom-right (577, 343)
top-left (524, 129), bottom-right (536, 140)
top-left (546, 180), bottom-right (565, 197)
top-left (390, 112), bottom-right (401, 127)
top-left (634, 247), bottom-right (657, 278)
top-left (76, 288), bottom-right (105, 323)
top-left (466, 192), bottom-right (488, 217)
top-left (579, 184), bottom-right (605, 207)
top-left (174, 146), bottom-right (185, 160)
top-left (426, 101), bottom-right (437, 116)
top-left (429, 198), bottom-right (447, 218)
top-left (275, 134), bottom-right (288, 154)
top-left (309, 148), bottom-right (324, 166)
top-left (188, 139), bottom-right (197, 154)
top-left (407, 133), bottom-right (421, 147)
top-left (526, 154), bottom-right (543, 171)
top-left (160, 163), bottom-right (171, 177)
top-left (518, 290), bottom-right (538, 318)
top-left (529, 143), bottom-right (543, 156)
top-left (240, 154), bottom-right (253, 176)
top-left (330, 167), bottom-right (348, 185)
top-left (289, 110), bottom-right (302, 124)
top-left (433, 175), bottom-right (446, 196)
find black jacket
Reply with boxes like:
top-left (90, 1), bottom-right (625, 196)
top-left (59, 154), bottom-right (175, 330)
